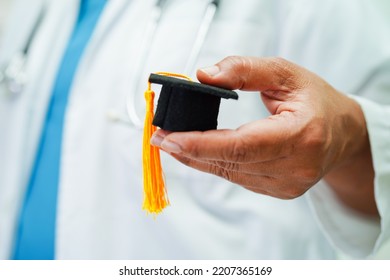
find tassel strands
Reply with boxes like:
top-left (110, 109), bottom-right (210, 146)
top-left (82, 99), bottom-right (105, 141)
top-left (142, 72), bottom-right (193, 215)
top-left (142, 84), bottom-right (169, 214)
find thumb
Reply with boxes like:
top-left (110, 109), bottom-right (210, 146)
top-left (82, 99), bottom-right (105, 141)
top-left (197, 56), bottom-right (310, 96)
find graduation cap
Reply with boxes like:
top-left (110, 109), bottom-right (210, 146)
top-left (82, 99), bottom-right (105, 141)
top-left (142, 72), bottom-right (238, 215)
top-left (150, 73), bottom-right (238, 131)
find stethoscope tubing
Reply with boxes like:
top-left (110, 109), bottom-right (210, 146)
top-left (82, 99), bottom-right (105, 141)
top-left (126, 0), bottom-right (167, 129)
top-left (0, 4), bottom-right (46, 98)
top-left (126, 0), bottom-right (220, 129)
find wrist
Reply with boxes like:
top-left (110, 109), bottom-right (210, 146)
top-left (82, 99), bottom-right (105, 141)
top-left (324, 93), bottom-right (377, 216)
top-left (338, 94), bottom-right (370, 167)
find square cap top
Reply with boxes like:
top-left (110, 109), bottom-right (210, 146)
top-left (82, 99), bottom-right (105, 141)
top-left (149, 73), bottom-right (239, 100)
top-left (149, 73), bottom-right (238, 131)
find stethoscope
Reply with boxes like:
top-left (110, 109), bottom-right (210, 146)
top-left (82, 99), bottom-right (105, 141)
top-left (0, 0), bottom-right (220, 128)
top-left (0, 6), bottom-right (46, 99)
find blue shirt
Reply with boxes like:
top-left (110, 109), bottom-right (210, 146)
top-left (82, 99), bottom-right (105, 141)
top-left (13, 0), bottom-right (107, 260)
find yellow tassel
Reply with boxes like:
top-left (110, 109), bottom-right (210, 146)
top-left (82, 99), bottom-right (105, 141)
top-left (142, 72), bottom-right (192, 215)
top-left (142, 85), bottom-right (169, 214)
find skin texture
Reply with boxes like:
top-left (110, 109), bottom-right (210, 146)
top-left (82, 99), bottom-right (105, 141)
top-left (151, 56), bottom-right (378, 217)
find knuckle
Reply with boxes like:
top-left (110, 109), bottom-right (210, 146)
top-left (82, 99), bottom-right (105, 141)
top-left (268, 57), bottom-right (305, 89)
top-left (224, 55), bottom-right (247, 68)
top-left (307, 122), bottom-right (327, 148)
top-left (211, 165), bottom-right (236, 183)
top-left (207, 164), bottom-right (221, 177)
top-left (297, 116), bottom-right (328, 152)
top-left (214, 160), bottom-right (240, 172)
top-left (221, 56), bottom-right (253, 89)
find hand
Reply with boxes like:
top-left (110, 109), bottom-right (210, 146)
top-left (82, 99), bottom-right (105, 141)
top-left (151, 56), bottom-right (377, 215)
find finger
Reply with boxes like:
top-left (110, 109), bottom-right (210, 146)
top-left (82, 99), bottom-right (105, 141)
top-left (171, 153), bottom-right (299, 199)
top-left (152, 114), bottom-right (295, 163)
top-left (153, 130), bottom-right (288, 176)
top-left (196, 56), bottom-right (310, 95)
top-left (165, 148), bottom-right (287, 177)
top-left (170, 153), bottom-right (278, 194)
top-left (208, 157), bottom-right (287, 176)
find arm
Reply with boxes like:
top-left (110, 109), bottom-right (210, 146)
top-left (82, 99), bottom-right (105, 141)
top-left (151, 56), bottom-right (378, 217)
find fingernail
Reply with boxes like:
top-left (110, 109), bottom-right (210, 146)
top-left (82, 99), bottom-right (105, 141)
top-left (200, 65), bottom-right (220, 76)
top-left (161, 140), bottom-right (182, 154)
top-left (150, 134), bottom-right (164, 147)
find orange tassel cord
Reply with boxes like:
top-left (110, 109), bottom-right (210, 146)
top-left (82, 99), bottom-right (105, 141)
top-left (143, 83), bottom-right (169, 214)
top-left (142, 72), bottom-right (192, 215)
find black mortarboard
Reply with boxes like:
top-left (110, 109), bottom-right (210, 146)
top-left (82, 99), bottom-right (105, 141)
top-left (149, 73), bottom-right (238, 132)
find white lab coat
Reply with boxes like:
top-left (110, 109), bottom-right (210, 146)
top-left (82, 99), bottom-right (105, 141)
top-left (1, 0), bottom-right (389, 259)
